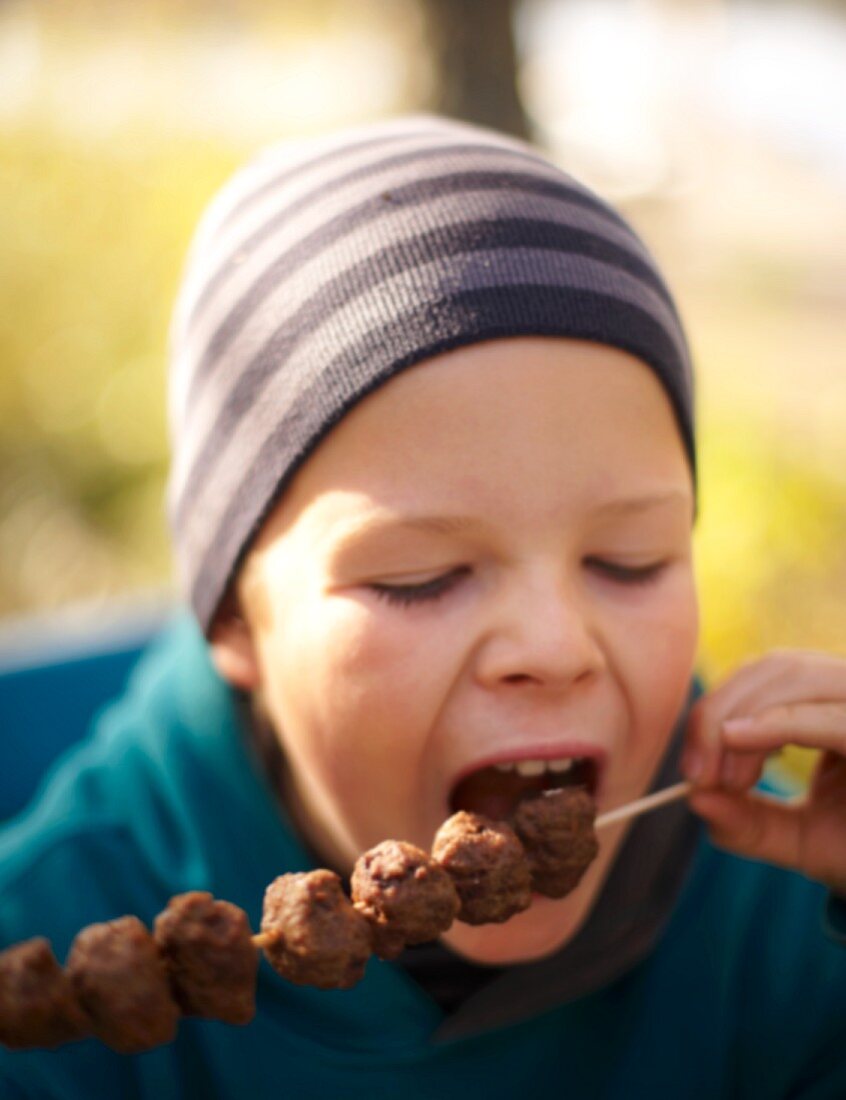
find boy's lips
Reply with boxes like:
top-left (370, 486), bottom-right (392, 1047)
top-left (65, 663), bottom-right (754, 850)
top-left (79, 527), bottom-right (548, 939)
top-left (446, 743), bottom-right (607, 821)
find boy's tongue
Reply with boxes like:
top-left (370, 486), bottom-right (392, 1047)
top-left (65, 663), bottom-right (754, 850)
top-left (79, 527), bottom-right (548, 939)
top-left (450, 763), bottom-right (590, 821)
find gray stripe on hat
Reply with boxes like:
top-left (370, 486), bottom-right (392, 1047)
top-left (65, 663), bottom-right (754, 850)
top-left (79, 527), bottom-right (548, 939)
top-left (174, 146), bottom-right (595, 419)
top-left (187, 157), bottom-right (658, 390)
top-left (169, 189), bottom-right (670, 500)
top-left (177, 128), bottom-right (465, 335)
top-left (170, 127), bottom-right (464, 424)
top-left (211, 113), bottom-right (543, 247)
top-left (212, 121), bottom-right (450, 237)
top-left (215, 112), bottom-right (558, 240)
top-left (171, 142), bottom-right (559, 426)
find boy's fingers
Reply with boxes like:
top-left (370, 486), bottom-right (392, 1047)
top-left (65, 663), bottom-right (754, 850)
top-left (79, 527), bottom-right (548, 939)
top-left (685, 654), bottom-right (846, 785)
top-left (683, 656), bottom-right (808, 785)
top-left (809, 750), bottom-right (846, 800)
top-left (716, 749), bottom-right (768, 793)
top-left (682, 702), bottom-right (739, 787)
top-left (681, 719), bottom-right (769, 790)
top-left (688, 790), bottom-right (804, 874)
top-left (689, 696), bottom-right (846, 791)
top-left (722, 702), bottom-right (846, 756)
top-left (689, 788), bottom-right (846, 892)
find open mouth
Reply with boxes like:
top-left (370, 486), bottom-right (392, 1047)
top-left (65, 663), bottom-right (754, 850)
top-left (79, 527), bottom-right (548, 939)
top-left (449, 756), bottom-right (600, 822)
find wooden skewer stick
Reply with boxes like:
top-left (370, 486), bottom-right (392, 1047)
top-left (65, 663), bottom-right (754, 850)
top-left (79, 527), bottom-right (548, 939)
top-left (251, 931), bottom-right (275, 949)
top-left (595, 780), bottom-right (692, 830)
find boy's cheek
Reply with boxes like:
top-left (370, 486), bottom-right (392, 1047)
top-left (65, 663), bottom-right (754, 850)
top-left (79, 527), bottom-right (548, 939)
top-left (298, 592), bottom-right (454, 694)
top-left (646, 577), bottom-right (700, 677)
top-left (623, 589), bottom-right (699, 749)
top-left (258, 593), bottom-right (445, 740)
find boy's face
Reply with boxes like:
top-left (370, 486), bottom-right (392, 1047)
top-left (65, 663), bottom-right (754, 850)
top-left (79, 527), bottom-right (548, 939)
top-left (213, 337), bottom-right (698, 965)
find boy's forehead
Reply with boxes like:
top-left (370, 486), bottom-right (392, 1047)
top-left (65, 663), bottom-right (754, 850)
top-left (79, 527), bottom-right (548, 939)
top-left (324, 486), bottom-right (691, 529)
top-left (254, 340), bottom-right (693, 552)
top-left (281, 485), bottom-right (693, 560)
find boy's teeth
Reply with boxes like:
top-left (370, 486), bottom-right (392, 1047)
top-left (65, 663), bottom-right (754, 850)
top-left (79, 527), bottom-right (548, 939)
top-left (515, 759), bottom-right (545, 777)
top-left (493, 757), bottom-right (579, 776)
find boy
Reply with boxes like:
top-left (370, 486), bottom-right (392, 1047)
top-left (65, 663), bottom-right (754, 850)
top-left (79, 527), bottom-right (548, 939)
top-left (1, 115), bottom-right (844, 1097)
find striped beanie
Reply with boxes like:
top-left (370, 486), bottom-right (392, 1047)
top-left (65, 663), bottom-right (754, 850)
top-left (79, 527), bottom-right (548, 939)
top-left (167, 114), bottom-right (695, 635)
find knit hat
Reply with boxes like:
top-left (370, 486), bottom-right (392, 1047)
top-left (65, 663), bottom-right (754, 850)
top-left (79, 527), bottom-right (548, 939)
top-left (167, 114), bottom-right (695, 635)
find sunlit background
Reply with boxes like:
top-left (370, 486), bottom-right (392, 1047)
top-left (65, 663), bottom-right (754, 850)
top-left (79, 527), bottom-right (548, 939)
top-left (1, 0), bottom-right (845, 784)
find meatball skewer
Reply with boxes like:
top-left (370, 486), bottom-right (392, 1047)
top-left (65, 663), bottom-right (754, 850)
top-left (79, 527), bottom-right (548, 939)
top-left (1, 781), bottom-right (690, 1053)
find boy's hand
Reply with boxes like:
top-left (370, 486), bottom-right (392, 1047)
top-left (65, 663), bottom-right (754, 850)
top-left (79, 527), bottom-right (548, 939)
top-left (681, 650), bottom-right (846, 895)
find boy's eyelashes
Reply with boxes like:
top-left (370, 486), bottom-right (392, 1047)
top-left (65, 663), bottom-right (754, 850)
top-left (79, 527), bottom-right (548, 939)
top-left (368, 566), bottom-right (470, 607)
top-left (366, 559), bottom-right (669, 608)
top-left (585, 558), bottom-right (669, 585)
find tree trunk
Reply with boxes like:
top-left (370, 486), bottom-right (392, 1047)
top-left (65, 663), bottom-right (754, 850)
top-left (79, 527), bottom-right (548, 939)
top-left (419, 0), bottom-right (531, 140)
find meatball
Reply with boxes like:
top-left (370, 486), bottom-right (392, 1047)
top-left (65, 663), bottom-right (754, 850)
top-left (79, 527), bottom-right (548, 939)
top-left (261, 870), bottom-right (372, 990)
top-left (0, 937), bottom-right (90, 1050)
top-left (431, 811), bottom-right (532, 925)
top-left (351, 840), bottom-right (460, 959)
top-left (66, 916), bottom-right (180, 1053)
top-left (510, 786), bottom-right (599, 898)
top-left (154, 892), bottom-right (258, 1025)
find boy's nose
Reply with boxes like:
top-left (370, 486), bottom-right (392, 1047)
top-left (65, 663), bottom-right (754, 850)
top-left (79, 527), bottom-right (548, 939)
top-left (474, 566), bottom-right (606, 691)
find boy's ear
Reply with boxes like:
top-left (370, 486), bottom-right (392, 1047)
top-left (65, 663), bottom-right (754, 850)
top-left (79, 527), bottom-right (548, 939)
top-left (208, 591), bottom-right (262, 691)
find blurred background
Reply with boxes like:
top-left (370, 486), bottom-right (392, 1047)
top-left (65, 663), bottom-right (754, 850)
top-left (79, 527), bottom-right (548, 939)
top-left (1, 0), bottom-right (844, 784)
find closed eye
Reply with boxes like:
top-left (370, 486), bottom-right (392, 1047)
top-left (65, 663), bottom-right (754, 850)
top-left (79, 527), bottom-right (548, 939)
top-left (586, 558), bottom-right (668, 584)
top-left (367, 567), bottom-right (469, 607)
top-left (367, 559), bottom-right (668, 608)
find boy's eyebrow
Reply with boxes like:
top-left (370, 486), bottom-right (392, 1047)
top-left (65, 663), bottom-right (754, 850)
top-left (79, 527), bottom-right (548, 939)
top-left (329, 514), bottom-right (481, 546)
top-left (334, 490), bottom-right (690, 542)
top-left (588, 489), bottom-right (692, 517)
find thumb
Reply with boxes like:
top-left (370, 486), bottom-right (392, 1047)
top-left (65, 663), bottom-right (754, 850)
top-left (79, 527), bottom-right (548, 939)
top-left (688, 789), bottom-right (805, 874)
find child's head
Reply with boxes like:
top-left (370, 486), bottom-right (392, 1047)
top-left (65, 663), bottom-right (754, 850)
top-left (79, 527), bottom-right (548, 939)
top-left (167, 116), bottom-right (698, 965)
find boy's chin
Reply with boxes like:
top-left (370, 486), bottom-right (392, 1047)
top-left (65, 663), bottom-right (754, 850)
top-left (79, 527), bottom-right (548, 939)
top-left (438, 893), bottom-right (586, 967)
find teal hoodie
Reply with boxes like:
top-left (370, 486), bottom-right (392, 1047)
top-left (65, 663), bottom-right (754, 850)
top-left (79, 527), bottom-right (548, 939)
top-left (1, 615), bottom-right (844, 1099)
